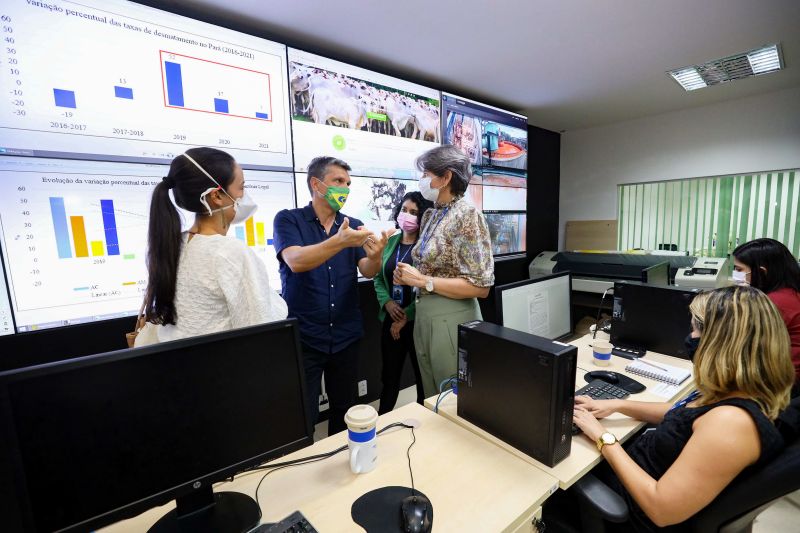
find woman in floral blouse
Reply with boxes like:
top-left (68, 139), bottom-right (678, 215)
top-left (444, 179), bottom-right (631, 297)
top-left (393, 145), bottom-right (494, 397)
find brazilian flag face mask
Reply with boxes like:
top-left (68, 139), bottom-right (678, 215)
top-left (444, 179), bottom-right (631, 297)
top-left (315, 178), bottom-right (350, 212)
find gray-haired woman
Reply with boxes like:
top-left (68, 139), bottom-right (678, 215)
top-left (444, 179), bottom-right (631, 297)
top-left (393, 145), bottom-right (494, 397)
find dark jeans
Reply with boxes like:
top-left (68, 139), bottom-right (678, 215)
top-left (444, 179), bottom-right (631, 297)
top-left (301, 341), bottom-right (360, 436)
top-left (378, 316), bottom-right (424, 414)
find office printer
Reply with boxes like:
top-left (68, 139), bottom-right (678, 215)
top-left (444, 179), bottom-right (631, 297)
top-left (529, 251), bottom-right (695, 293)
top-left (674, 257), bottom-right (730, 290)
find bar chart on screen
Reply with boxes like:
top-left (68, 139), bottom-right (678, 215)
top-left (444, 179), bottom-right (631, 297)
top-left (0, 157), bottom-right (164, 330)
top-left (230, 173), bottom-right (296, 289)
top-left (0, 0), bottom-right (291, 168)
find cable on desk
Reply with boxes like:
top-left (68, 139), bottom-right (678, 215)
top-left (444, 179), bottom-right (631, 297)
top-left (251, 421), bottom-right (416, 520)
top-left (406, 425), bottom-right (417, 497)
top-left (433, 389), bottom-right (452, 413)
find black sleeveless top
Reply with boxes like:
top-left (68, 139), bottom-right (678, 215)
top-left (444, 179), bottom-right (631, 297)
top-left (599, 397), bottom-right (785, 532)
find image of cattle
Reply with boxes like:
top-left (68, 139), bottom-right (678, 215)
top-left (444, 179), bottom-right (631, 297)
top-left (290, 62), bottom-right (441, 143)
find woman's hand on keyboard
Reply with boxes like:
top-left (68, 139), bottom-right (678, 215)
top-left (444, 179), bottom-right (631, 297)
top-left (575, 396), bottom-right (620, 419)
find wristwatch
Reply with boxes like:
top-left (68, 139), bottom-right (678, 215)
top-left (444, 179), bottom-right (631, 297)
top-left (425, 277), bottom-right (435, 293)
top-left (596, 432), bottom-right (618, 452)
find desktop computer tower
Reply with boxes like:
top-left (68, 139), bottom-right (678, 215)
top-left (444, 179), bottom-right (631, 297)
top-left (456, 321), bottom-right (577, 467)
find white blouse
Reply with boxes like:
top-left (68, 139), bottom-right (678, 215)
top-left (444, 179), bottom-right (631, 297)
top-left (156, 232), bottom-right (287, 343)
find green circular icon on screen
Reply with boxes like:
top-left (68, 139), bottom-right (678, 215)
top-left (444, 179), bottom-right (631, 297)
top-left (332, 135), bottom-right (346, 151)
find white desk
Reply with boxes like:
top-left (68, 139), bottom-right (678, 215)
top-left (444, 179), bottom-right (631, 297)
top-left (102, 403), bottom-right (559, 533)
top-left (424, 333), bottom-right (695, 489)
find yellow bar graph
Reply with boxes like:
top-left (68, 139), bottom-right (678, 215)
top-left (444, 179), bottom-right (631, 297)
top-left (90, 240), bottom-right (105, 256)
top-left (256, 222), bottom-right (266, 246)
top-left (70, 216), bottom-right (89, 258)
top-left (245, 217), bottom-right (255, 246)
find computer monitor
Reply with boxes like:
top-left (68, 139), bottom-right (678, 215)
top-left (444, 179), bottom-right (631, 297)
top-left (495, 271), bottom-right (572, 340)
top-left (641, 261), bottom-right (670, 286)
top-left (610, 281), bottom-right (702, 359)
top-left (0, 319), bottom-right (312, 533)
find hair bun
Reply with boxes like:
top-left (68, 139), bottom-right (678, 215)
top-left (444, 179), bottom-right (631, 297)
top-left (161, 175), bottom-right (176, 189)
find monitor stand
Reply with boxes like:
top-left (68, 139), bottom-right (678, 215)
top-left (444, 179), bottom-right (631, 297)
top-left (149, 486), bottom-right (260, 533)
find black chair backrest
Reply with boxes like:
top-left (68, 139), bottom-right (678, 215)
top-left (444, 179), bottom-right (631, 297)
top-left (690, 398), bottom-right (800, 532)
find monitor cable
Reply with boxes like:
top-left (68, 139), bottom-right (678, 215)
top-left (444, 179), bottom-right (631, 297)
top-left (593, 287), bottom-right (613, 339)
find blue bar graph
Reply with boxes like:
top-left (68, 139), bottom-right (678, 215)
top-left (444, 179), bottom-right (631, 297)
top-left (255, 112), bottom-right (269, 119)
top-left (100, 199), bottom-right (120, 256)
top-left (235, 226), bottom-right (245, 242)
top-left (214, 98), bottom-right (229, 113)
top-left (53, 89), bottom-right (77, 109)
top-left (49, 197), bottom-right (72, 258)
top-left (165, 61), bottom-right (185, 107)
top-left (114, 86), bottom-right (134, 99)
top-left (267, 238), bottom-right (274, 245)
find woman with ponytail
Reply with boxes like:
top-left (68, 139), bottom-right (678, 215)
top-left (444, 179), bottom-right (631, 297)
top-left (135, 147), bottom-right (286, 345)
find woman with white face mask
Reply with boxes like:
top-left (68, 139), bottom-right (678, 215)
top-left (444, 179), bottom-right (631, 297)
top-left (136, 147), bottom-right (287, 345)
top-left (393, 145), bottom-right (494, 398)
top-left (733, 238), bottom-right (800, 392)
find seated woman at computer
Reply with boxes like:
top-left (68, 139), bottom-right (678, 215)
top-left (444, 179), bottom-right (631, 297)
top-left (571, 285), bottom-right (794, 531)
top-left (135, 148), bottom-right (287, 346)
top-left (732, 238), bottom-right (800, 391)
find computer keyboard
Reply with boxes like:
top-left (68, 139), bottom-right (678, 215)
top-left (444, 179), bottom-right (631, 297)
top-left (572, 381), bottom-right (632, 435)
top-left (575, 380), bottom-right (631, 400)
top-left (252, 510), bottom-right (318, 533)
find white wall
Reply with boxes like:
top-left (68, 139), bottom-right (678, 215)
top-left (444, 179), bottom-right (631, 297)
top-left (558, 85), bottom-right (800, 248)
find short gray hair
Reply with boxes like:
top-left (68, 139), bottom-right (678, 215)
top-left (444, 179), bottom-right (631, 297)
top-left (415, 145), bottom-right (472, 196)
top-left (307, 156), bottom-right (351, 192)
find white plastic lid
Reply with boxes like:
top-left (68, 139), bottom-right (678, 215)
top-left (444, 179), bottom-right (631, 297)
top-left (344, 404), bottom-right (378, 430)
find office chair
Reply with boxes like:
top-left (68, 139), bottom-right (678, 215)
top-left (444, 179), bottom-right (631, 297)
top-left (572, 396), bottom-right (800, 533)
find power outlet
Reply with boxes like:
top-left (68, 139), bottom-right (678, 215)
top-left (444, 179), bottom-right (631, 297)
top-left (358, 380), bottom-right (367, 397)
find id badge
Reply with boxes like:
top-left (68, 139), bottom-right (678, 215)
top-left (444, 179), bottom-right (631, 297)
top-left (392, 285), bottom-right (404, 303)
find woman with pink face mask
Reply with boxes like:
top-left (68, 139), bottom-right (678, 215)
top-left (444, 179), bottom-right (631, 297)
top-left (373, 191), bottom-right (432, 413)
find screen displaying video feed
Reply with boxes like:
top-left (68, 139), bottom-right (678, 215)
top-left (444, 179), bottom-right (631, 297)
top-left (483, 185), bottom-right (527, 211)
top-left (295, 174), bottom-right (417, 235)
top-left (0, 156), bottom-right (294, 332)
top-left (485, 212), bottom-right (526, 256)
top-left (288, 48), bottom-right (441, 179)
top-left (442, 93), bottom-right (528, 187)
top-left (0, 0), bottom-right (292, 170)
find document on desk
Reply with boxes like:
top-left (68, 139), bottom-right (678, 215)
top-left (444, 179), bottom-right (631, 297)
top-left (650, 382), bottom-right (680, 399)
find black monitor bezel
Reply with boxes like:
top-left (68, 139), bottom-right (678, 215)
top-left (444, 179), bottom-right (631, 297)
top-left (495, 270), bottom-right (573, 341)
top-left (0, 318), bottom-right (313, 532)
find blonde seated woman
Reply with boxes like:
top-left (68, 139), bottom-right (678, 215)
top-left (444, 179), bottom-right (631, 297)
top-left (560, 286), bottom-right (795, 531)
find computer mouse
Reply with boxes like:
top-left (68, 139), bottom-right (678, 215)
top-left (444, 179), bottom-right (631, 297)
top-left (401, 494), bottom-right (432, 533)
top-left (584, 370), bottom-right (619, 384)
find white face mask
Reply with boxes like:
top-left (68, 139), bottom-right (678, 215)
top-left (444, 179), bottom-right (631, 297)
top-left (418, 176), bottom-right (439, 202)
top-left (184, 152), bottom-right (259, 224)
top-left (732, 270), bottom-right (749, 285)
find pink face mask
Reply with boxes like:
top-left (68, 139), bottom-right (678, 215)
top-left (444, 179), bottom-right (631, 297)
top-left (397, 212), bottom-right (419, 232)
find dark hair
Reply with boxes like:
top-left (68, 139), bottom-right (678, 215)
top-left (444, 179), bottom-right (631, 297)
top-left (306, 156), bottom-right (351, 193)
top-left (145, 147), bottom-right (237, 325)
top-left (732, 238), bottom-right (800, 293)
top-left (415, 145), bottom-right (471, 196)
top-left (392, 191), bottom-right (433, 230)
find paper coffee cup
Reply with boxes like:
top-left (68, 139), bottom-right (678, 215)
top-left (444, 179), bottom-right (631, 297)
top-left (592, 340), bottom-right (612, 366)
top-left (345, 405), bottom-right (379, 474)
